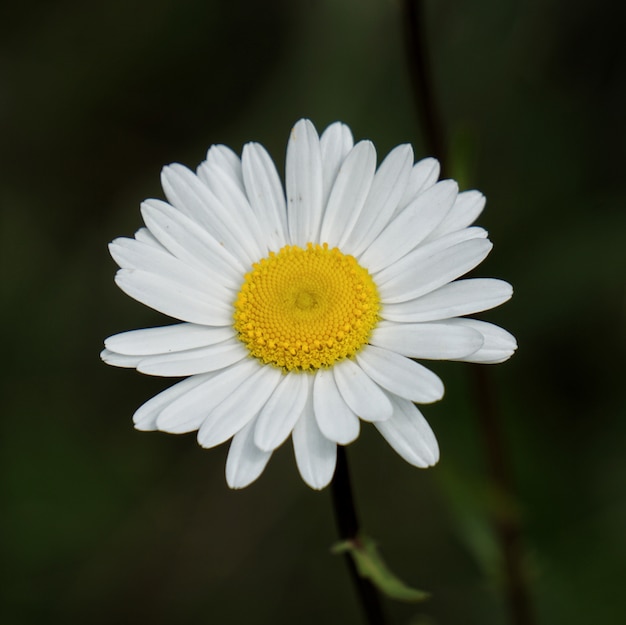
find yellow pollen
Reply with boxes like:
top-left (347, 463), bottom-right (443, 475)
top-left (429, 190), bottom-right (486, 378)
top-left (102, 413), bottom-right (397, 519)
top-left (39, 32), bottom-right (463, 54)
top-left (233, 243), bottom-right (380, 372)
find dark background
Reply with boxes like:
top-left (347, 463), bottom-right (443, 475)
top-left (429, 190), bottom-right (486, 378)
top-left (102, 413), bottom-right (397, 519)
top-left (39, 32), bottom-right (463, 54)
top-left (2, 1), bottom-right (625, 624)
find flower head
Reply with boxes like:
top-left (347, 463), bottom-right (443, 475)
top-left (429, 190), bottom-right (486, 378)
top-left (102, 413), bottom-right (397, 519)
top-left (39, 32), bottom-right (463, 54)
top-left (102, 119), bottom-right (516, 489)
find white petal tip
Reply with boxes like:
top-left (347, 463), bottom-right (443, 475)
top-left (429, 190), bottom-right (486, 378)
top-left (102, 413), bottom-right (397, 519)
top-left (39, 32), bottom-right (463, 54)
top-left (303, 475), bottom-right (334, 491)
top-left (409, 443), bottom-right (440, 468)
top-left (100, 348), bottom-right (140, 369)
top-left (422, 385), bottom-right (445, 404)
top-left (226, 474), bottom-right (262, 490)
top-left (133, 422), bottom-right (158, 432)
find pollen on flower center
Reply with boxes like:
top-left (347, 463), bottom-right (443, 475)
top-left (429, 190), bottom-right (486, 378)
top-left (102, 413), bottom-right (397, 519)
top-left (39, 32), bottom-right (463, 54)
top-left (233, 243), bottom-right (380, 372)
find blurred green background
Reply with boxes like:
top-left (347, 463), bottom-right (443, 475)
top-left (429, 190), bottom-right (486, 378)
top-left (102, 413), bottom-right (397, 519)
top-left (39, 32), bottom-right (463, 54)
top-left (2, 0), bottom-right (625, 623)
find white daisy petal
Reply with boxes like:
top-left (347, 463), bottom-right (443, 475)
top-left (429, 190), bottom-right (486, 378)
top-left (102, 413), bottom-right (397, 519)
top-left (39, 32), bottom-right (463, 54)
top-left (360, 179), bottom-right (458, 273)
top-left (313, 368), bottom-right (360, 445)
top-left (242, 142), bottom-right (288, 250)
top-left (342, 144), bottom-right (413, 256)
top-left (254, 373), bottom-right (309, 452)
top-left (374, 394), bottom-right (439, 467)
top-left (370, 320), bottom-right (484, 360)
top-left (155, 359), bottom-right (259, 434)
top-left (109, 236), bottom-right (234, 304)
top-left (292, 379), bottom-right (337, 490)
top-left (427, 189), bottom-right (486, 240)
top-left (286, 119), bottom-right (324, 245)
top-left (197, 171), bottom-right (264, 262)
top-left (374, 226), bottom-right (488, 285)
top-left (197, 153), bottom-right (266, 259)
top-left (141, 199), bottom-right (244, 286)
top-left (320, 121), bottom-right (354, 205)
top-left (133, 374), bottom-right (213, 432)
top-left (104, 324), bottom-right (233, 356)
top-left (396, 157), bottom-right (441, 213)
top-left (356, 345), bottom-right (444, 404)
top-left (100, 349), bottom-right (141, 369)
top-left (333, 358), bottom-right (393, 422)
top-left (319, 141), bottom-right (377, 249)
top-left (134, 226), bottom-right (165, 249)
top-left (114, 269), bottom-right (232, 326)
top-left (381, 279), bottom-right (513, 323)
top-left (160, 163), bottom-right (219, 228)
top-left (160, 163), bottom-right (256, 266)
top-left (197, 365), bottom-right (283, 449)
top-left (137, 338), bottom-right (248, 377)
top-left (226, 418), bottom-right (272, 489)
top-left (200, 144), bottom-right (244, 191)
top-left (445, 319), bottom-right (518, 363)
top-left (376, 234), bottom-right (492, 304)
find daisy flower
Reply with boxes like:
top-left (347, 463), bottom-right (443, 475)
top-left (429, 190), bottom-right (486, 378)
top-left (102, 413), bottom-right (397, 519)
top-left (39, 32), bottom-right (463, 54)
top-left (101, 119), bottom-right (516, 489)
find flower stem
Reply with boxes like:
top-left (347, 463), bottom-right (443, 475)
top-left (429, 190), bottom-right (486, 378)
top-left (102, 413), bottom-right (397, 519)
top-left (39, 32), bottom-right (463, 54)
top-left (331, 446), bottom-right (387, 625)
top-left (402, 2), bottom-right (536, 624)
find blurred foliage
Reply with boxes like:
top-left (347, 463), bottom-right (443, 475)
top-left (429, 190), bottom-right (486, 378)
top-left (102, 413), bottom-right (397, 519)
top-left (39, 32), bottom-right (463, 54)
top-left (1, 0), bottom-right (625, 624)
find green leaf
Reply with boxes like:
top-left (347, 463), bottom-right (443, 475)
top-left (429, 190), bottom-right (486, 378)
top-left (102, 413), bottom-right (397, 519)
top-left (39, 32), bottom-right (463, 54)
top-left (331, 534), bottom-right (430, 602)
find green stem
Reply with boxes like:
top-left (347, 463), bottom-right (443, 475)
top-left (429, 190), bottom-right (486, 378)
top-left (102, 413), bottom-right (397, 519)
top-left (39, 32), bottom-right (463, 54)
top-left (330, 446), bottom-right (387, 625)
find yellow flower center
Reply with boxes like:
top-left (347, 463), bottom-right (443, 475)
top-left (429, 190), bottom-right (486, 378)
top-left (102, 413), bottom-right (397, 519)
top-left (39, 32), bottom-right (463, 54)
top-left (233, 243), bottom-right (380, 372)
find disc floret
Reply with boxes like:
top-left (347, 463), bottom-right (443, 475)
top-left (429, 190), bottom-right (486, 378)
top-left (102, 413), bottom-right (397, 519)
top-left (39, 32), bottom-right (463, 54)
top-left (234, 243), bottom-right (380, 371)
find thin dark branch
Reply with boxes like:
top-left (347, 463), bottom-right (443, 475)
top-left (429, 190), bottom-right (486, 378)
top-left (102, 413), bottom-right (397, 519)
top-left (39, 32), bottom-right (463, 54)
top-left (330, 447), bottom-right (387, 625)
top-left (402, 0), bottom-right (447, 172)
top-left (470, 367), bottom-right (537, 625)
top-left (402, 2), bottom-right (536, 624)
